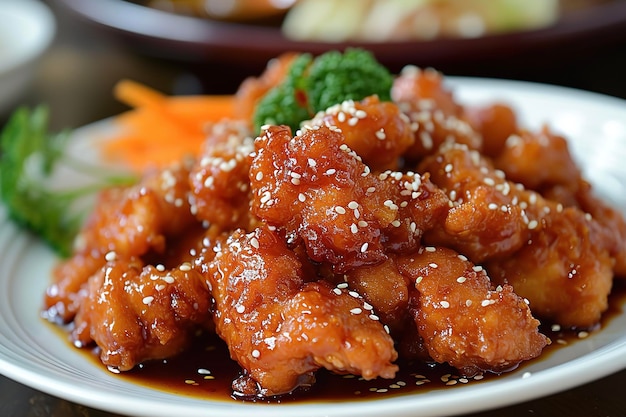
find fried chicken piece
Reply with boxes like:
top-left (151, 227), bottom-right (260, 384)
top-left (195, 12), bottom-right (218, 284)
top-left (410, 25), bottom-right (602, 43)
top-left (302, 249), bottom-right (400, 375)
top-left (496, 128), bottom-right (626, 277)
top-left (396, 246), bottom-right (549, 375)
top-left (344, 257), bottom-right (411, 334)
top-left (306, 95), bottom-right (415, 171)
top-left (188, 119), bottom-right (259, 232)
top-left (234, 52), bottom-right (299, 120)
top-left (71, 257), bottom-right (213, 371)
top-left (392, 66), bottom-right (481, 161)
top-left (464, 102), bottom-right (518, 158)
top-left (494, 127), bottom-right (580, 191)
top-left (419, 143), bottom-right (534, 262)
top-left (249, 124), bottom-right (450, 273)
top-left (571, 180), bottom-right (626, 277)
top-left (204, 226), bottom-right (398, 398)
top-left (486, 207), bottom-right (615, 328)
top-left (44, 162), bottom-right (198, 323)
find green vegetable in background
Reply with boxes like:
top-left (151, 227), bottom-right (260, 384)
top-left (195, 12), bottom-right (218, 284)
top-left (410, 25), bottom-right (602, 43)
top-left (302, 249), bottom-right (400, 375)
top-left (0, 106), bottom-right (137, 257)
top-left (253, 48), bottom-right (394, 133)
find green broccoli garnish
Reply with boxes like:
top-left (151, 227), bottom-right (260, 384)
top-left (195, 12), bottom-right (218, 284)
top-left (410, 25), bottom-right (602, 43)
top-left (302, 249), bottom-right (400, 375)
top-left (0, 106), bottom-right (138, 257)
top-left (252, 48), bottom-right (393, 133)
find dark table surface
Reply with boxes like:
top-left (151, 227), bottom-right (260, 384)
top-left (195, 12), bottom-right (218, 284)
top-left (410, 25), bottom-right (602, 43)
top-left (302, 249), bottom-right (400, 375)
top-left (2, 1), bottom-right (626, 416)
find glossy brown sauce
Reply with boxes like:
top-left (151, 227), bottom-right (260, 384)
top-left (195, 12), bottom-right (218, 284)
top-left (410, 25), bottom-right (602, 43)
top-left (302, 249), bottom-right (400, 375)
top-left (55, 280), bottom-right (625, 403)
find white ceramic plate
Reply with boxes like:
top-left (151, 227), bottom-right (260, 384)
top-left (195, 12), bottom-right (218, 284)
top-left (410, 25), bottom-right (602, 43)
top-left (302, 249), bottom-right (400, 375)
top-left (1, 78), bottom-right (626, 417)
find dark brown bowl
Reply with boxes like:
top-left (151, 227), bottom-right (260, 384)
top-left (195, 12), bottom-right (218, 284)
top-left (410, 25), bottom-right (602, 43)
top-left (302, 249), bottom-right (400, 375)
top-left (52, 0), bottom-right (626, 70)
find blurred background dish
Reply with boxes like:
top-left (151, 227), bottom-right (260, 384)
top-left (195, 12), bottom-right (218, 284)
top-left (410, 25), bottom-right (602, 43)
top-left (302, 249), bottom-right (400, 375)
top-left (51, 0), bottom-right (626, 72)
top-left (0, 0), bottom-right (56, 114)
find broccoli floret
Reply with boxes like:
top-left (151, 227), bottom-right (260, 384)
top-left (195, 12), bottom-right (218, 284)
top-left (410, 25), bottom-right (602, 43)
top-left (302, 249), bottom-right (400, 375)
top-left (0, 106), bottom-right (137, 257)
top-left (252, 48), bottom-right (393, 133)
top-left (306, 48), bottom-right (393, 112)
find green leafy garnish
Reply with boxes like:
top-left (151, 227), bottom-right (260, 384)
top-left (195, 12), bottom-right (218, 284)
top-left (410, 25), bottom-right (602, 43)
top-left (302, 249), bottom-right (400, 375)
top-left (253, 48), bottom-right (394, 133)
top-left (0, 106), bottom-right (138, 257)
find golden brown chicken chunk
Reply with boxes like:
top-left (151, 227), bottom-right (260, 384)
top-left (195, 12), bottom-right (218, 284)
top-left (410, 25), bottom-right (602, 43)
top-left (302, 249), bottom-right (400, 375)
top-left (486, 207), bottom-right (614, 329)
top-left (419, 142), bottom-right (615, 328)
top-left (392, 65), bottom-right (481, 161)
top-left (249, 124), bottom-right (450, 273)
top-left (203, 226), bottom-right (398, 398)
top-left (396, 246), bottom-right (549, 375)
top-left (44, 162), bottom-right (198, 323)
top-left (188, 119), bottom-right (259, 232)
top-left (306, 95), bottom-right (415, 171)
top-left (71, 257), bottom-right (213, 371)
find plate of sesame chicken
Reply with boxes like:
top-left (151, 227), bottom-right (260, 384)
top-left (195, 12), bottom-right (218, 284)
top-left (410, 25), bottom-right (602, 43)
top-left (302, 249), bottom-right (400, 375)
top-left (0, 51), bottom-right (626, 417)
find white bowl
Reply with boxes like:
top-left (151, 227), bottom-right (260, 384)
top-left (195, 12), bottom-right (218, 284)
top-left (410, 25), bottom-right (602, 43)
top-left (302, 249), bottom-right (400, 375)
top-left (0, 0), bottom-right (56, 114)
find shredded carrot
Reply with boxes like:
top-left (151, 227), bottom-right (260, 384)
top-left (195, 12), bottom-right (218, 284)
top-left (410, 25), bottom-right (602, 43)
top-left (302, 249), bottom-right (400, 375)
top-left (101, 79), bottom-right (236, 172)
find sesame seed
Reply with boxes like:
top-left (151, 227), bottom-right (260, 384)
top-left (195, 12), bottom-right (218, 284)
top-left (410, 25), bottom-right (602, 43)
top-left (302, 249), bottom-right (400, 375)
top-left (236, 305), bottom-right (245, 314)
top-left (375, 129), bottom-right (386, 140)
top-left (428, 263), bottom-right (438, 268)
top-left (465, 299), bottom-right (473, 307)
top-left (350, 308), bottom-right (363, 315)
top-left (360, 242), bottom-right (369, 253)
top-left (325, 168), bottom-right (337, 175)
top-left (162, 275), bottom-right (175, 284)
top-left (250, 237), bottom-right (260, 249)
top-left (440, 301), bottom-right (450, 308)
top-left (349, 291), bottom-right (360, 298)
top-left (358, 220), bottom-right (368, 228)
top-left (350, 223), bottom-right (359, 234)
top-left (528, 220), bottom-right (538, 230)
top-left (488, 203), bottom-right (498, 210)
top-left (105, 251), bottom-right (117, 262)
top-left (456, 276), bottom-right (467, 283)
top-left (255, 172), bottom-right (263, 181)
top-left (179, 262), bottom-right (192, 271)
top-left (308, 158), bottom-right (317, 167)
top-left (142, 296), bottom-right (154, 305)
top-left (337, 282), bottom-right (349, 289)
top-left (348, 201), bottom-right (359, 210)
top-left (425, 246), bottom-right (436, 252)
top-left (298, 193), bottom-right (306, 202)
top-left (333, 288), bottom-right (342, 295)
top-left (251, 349), bottom-right (261, 358)
top-left (335, 206), bottom-right (347, 214)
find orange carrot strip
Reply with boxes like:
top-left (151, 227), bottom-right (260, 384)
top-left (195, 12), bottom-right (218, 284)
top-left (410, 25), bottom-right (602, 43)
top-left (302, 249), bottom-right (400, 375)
top-left (102, 80), bottom-right (238, 172)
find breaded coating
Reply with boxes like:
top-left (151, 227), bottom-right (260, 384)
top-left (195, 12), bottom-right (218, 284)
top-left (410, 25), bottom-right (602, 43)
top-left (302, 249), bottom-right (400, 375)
top-left (419, 143), bottom-right (533, 262)
top-left (344, 257), bottom-right (411, 334)
top-left (495, 127), bottom-right (626, 277)
top-left (204, 227), bottom-right (398, 398)
top-left (419, 142), bottom-right (615, 328)
top-left (249, 124), bottom-right (449, 272)
top-left (486, 207), bottom-right (614, 328)
top-left (494, 127), bottom-right (580, 191)
top-left (306, 95), bottom-right (415, 171)
top-left (188, 120), bottom-right (259, 231)
top-left (464, 102), bottom-right (518, 158)
top-left (44, 162), bottom-right (198, 323)
top-left (71, 257), bottom-right (212, 371)
top-left (396, 246), bottom-right (549, 375)
top-left (392, 66), bottom-right (481, 161)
